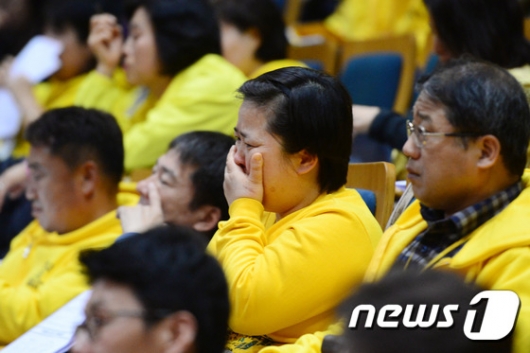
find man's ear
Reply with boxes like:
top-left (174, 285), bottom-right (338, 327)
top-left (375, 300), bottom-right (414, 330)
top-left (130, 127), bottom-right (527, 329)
top-left (77, 161), bottom-right (99, 197)
top-left (247, 27), bottom-right (262, 46)
top-left (192, 205), bottom-right (222, 233)
top-left (476, 134), bottom-right (501, 169)
top-left (162, 311), bottom-right (198, 353)
top-left (294, 149), bottom-right (318, 175)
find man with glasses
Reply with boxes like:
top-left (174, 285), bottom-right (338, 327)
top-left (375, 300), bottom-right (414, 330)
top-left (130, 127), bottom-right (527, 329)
top-left (362, 59), bottom-right (530, 352)
top-left (259, 58), bottom-right (530, 353)
top-left (71, 226), bottom-right (229, 353)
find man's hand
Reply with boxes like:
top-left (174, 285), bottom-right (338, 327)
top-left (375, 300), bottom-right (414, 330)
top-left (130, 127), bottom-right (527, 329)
top-left (118, 182), bottom-right (164, 233)
top-left (223, 146), bottom-right (263, 205)
top-left (88, 14), bottom-right (123, 77)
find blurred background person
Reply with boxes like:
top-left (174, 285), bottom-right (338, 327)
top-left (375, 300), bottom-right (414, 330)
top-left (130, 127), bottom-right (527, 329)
top-left (354, 0), bottom-right (530, 157)
top-left (76, 0), bottom-right (245, 172)
top-left (212, 0), bottom-right (306, 79)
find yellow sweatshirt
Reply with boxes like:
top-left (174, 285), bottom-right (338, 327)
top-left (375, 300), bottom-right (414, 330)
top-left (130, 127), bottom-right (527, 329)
top-left (207, 187), bottom-right (382, 352)
top-left (75, 54), bottom-right (246, 172)
top-left (364, 170), bottom-right (530, 353)
top-left (0, 187), bottom-right (138, 345)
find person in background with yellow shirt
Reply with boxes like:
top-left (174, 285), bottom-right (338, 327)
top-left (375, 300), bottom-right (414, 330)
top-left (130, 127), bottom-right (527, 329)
top-left (324, 0), bottom-right (431, 65)
top-left (213, 0), bottom-right (306, 79)
top-left (0, 0), bottom-right (120, 158)
top-left (0, 0), bottom-right (122, 250)
top-left (0, 107), bottom-right (138, 346)
top-left (76, 0), bottom-right (246, 172)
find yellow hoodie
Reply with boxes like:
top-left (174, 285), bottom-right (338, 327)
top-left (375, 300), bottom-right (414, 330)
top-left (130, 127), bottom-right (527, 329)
top-left (207, 187), bottom-right (382, 352)
top-left (364, 170), bottom-right (530, 353)
top-left (0, 186), bottom-right (138, 345)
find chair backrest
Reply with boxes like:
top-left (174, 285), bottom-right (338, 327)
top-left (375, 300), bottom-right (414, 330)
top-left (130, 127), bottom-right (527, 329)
top-left (283, 0), bottom-right (303, 26)
top-left (346, 162), bottom-right (396, 230)
top-left (338, 34), bottom-right (416, 114)
top-left (339, 35), bottom-right (416, 163)
top-left (288, 38), bottom-right (340, 75)
top-left (525, 17), bottom-right (530, 41)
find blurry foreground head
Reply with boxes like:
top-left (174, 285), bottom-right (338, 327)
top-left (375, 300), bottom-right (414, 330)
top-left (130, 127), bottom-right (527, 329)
top-left (74, 225), bottom-right (229, 353)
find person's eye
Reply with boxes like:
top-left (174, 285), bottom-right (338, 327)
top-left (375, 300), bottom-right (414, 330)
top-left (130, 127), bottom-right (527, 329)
top-left (30, 172), bottom-right (44, 182)
top-left (90, 315), bottom-right (106, 328)
top-left (159, 175), bottom-right (171, 186)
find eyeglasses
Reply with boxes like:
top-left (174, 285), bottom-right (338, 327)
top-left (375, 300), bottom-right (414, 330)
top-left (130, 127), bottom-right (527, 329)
top-left (406, 121), bottom-right (481, 148)
top-left (75, 309), bottom-right (173, 341)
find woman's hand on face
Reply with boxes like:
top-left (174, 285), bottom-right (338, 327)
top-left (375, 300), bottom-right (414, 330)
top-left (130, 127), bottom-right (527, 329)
top-left (88, 14), bottom-right (123, 77)
top-left (224, 146), bottom-right (264, 205)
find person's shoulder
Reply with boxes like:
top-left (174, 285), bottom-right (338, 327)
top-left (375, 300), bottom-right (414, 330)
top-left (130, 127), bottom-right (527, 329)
top-left (175, 54), bottom-right (246, 86)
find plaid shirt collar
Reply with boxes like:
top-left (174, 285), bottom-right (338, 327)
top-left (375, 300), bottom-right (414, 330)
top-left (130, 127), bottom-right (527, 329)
top-left (395, 181), bottom-right (523, 270)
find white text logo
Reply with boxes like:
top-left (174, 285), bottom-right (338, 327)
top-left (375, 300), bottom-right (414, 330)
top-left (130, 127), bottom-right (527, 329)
top-left (348, 290), bottom-right (520, 340)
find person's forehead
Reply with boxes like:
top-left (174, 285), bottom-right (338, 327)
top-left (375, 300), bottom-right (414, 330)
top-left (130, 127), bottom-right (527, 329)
top-left (413, 93), bottom-right (450, 123)
top-left (159, 150), bottom-right (196, 181)
top-left (27, 145), bottom-right (68, 170)
top-left (88, 279), bottom-right (142, 310)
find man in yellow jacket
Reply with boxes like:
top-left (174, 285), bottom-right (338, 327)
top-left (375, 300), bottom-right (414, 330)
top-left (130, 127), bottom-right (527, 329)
top-left (0, 107), bottom-right (137, 346)
top-left (263, 59), bottom-right (530, 353)
top-left (362, 59), bottom-right (530, 353)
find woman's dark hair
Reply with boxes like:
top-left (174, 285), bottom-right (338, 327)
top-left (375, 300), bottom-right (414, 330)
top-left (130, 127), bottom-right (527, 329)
top-left (125, 0), bottom-right (221, 76)
top-left (238, 67), bottom-right (353, 194)
top-left (425, 0), bottom-right (530, 68)
top-left (212, 0), bottom-right (287, 62)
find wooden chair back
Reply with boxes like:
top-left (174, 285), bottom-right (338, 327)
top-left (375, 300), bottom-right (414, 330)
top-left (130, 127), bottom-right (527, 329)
top-left (283, 0), bottom-right (303, 26)
top-left (287, 38), bottom-right (340, 75)
top-left (346, 162), bottom-right (396, 230)
top-left (338, 35), bottom-right (417, 114)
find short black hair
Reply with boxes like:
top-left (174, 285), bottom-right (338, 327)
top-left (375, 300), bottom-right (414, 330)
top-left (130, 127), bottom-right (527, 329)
top-left (168, 131), bottom-right (234, 239)
top-left (333, 270), bottom-right (513, 353)
top-left (44, 0), bottom-right (123, 43)
top-left (212, 0), bottom-right (287, 62)
top-left (125, 0), bottom-right (221, 76)
top-left (424, 0), bottom-right (530, 68)
top-left (80, 226), bottom-right (229, 353)
top-left (417, 58), bottom-right (530, 176)
top-left (238, 67), bottom-right (353, 193)
top-left (25, 107), bottom-right (124, 189)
